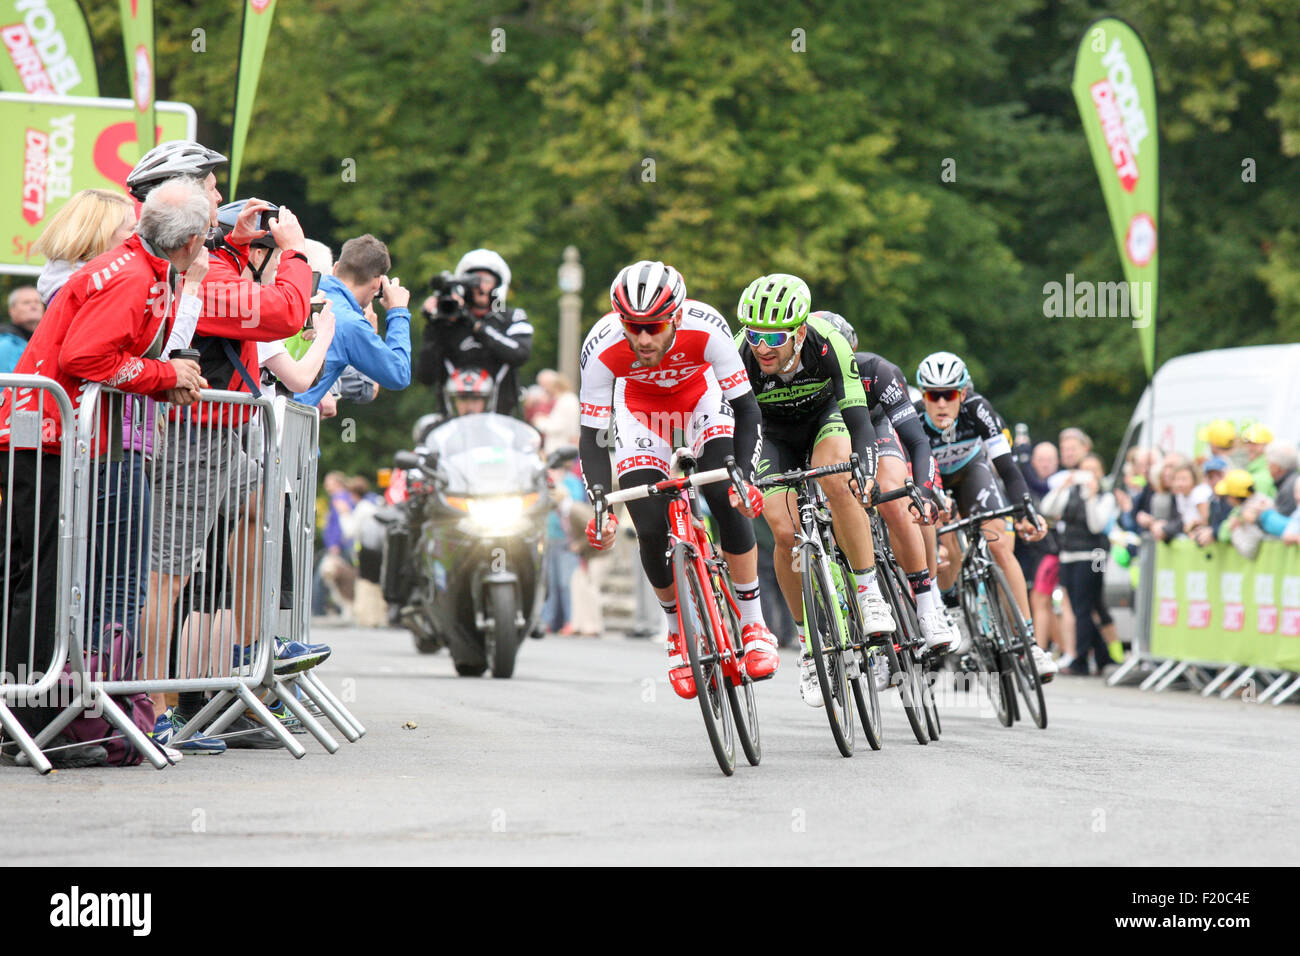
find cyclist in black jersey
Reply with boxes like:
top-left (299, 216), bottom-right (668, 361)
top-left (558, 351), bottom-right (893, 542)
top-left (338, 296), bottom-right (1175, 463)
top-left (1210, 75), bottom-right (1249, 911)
top-left (915, 350), bottom-right (1058, 680)
top-left (735, 275), bottom-right (898, 707)
top-left (813, 311), bottom-right (961, 654)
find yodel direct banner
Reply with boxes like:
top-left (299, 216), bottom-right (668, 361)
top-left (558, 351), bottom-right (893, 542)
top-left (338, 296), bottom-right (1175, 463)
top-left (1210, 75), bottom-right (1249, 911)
top-left (1150, 538), bottom-right (1300, 673)
top-left (2, 92), bottom-right (195, 275)
top-left (0, 0), bottom-right (98, 97)
top-left (228, 0), bottom-right (277, 197)
top-left (118, 0), bottom-right (155, 164)
top-left (1071, 17), bottom-right (1159, 378)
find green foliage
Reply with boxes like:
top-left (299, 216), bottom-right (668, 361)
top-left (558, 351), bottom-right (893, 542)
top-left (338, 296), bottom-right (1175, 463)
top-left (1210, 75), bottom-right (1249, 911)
top-left (8, 0), bottom-right (1300, 473)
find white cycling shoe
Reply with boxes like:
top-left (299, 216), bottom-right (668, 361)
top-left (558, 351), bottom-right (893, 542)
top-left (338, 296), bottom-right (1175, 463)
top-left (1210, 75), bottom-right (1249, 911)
top-left (1030, 644), bottom-right (1058, 683)
top-left (919, 609), bottom-right (963, 653)
top-left (858, 586), bottom-right (896, 634)
top-left (798, 654), bottom-right (823, 707)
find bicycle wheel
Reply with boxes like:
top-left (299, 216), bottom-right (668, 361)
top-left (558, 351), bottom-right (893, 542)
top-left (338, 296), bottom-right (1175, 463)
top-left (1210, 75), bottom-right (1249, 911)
top-left (890, 561), bottom-right (939, 741)
top-left (988, 563), bottom-right (1047, 729)
top-left (877, 560), bottom-right (928, 746)
top-left (673, 545), bottom-right (736, 775)
top-left (803, 548), bottom-right (854, 757)
top-left (960, 577), bottom-right (1012, 727)
top-left (713, 564), bottom-right (761, 766)
top-left (835, 555), bottom-right (881, 751)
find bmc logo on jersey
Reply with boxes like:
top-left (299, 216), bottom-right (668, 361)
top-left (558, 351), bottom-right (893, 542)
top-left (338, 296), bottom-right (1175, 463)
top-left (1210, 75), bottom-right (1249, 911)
top-left (627, 362), bottom-right (705, 388)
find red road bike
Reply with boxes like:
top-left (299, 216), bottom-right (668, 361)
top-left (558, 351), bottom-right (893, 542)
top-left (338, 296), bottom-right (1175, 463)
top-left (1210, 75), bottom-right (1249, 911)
top-left (594, 452), bottom-right (760, 776)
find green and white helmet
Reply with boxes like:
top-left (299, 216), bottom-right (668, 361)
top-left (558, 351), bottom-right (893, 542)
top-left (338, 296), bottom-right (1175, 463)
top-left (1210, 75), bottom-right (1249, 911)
top-left (737, 273), bottom-right (811, 329)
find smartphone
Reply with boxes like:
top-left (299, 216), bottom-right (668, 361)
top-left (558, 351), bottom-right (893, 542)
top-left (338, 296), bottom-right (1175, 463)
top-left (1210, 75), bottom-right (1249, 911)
top-left (374, 276), bottom-right (387, 309)
top-left (310, 271), bottom-right (321, 296)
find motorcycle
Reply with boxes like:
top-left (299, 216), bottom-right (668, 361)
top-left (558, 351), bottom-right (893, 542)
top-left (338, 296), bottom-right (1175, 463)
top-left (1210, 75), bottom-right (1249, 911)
top-left (384, 413), bottom-right (550, 677)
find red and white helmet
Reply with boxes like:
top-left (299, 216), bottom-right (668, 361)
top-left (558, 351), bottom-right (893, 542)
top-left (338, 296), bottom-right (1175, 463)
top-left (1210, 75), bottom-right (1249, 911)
top-left (448, 368), bottom-right (494, 398)
top-left (610, 260), bottom-right (686, 321)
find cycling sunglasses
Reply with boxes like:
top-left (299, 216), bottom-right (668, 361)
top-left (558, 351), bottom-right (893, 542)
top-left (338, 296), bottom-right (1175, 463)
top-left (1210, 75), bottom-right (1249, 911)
top-left (743, 327), bottom-right (797, 349)
top-left (619, 316), bottom-right (674, 336)
top-left (924, 388), bottom-right (962, 402)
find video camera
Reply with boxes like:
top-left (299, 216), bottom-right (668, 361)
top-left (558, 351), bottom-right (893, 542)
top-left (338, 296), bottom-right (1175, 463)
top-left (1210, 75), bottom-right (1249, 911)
top-left (423, 271), bottom-right (482, 321)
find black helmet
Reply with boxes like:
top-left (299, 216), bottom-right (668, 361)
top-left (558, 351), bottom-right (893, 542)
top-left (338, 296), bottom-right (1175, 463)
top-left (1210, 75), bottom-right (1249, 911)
top-left (127, 140), bottom-right (227, 201)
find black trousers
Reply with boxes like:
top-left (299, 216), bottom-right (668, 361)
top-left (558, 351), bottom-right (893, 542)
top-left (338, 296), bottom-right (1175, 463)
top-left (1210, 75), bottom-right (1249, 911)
top-left (1060, 558), bottom-right (1109, 672)
top-left (0, 450), bottom-right (63, 735)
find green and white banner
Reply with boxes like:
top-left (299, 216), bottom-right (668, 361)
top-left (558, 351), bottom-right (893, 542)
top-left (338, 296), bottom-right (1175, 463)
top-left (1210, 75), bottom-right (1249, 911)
top-left (1151, 539), bottom-right (1300, 673)
top-left (118, 0), bottom-right (155, 164)
top-left (1072, 17), bottom-right (1160, 378)
top-left (228, 0), bottom-right (278, 197)
top-left (0, 0), bottom-right (98, 97)
top-left (1, 92), bottom-right (195, 275)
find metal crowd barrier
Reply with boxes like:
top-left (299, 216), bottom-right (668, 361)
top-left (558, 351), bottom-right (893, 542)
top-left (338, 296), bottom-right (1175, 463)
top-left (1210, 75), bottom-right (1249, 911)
top-left (1109, 535), bottom-right (1300, 704)
top-left (2, 377), bottom-right (366, 775)
top-left (20, 385), bottom-right (298, 766)
top-left (260, 396), bottom-right (365, 748)
top-left (0, 375), bottom-right (79, 774)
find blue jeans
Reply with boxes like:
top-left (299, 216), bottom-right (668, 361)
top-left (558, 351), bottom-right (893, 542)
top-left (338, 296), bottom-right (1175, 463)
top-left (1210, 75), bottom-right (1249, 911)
top-left (541, 542), bottom-right (580, 632)
top-left (87, 451), bottom-right (151, 649)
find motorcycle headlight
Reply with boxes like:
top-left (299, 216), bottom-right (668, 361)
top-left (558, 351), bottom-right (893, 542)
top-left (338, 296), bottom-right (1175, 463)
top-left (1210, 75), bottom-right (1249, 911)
top-left (467, 496), bottom-right (525, 528)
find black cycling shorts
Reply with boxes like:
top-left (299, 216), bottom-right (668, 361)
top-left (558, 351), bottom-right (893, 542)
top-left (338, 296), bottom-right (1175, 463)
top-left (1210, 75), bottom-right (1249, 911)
top-left (755, 403), bottom-right (846, 497)
top-left (943, 455), bottom-right (1008, 519)
top-left (872, 412), bottom-right (906, 464)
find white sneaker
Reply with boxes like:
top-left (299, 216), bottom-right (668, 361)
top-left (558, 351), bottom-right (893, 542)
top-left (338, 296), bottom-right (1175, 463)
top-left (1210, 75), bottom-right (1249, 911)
top-left (798, 654), bottom-right (823, 707)
top-left (1030, 644), bottom-right (1058, 683)
top-left (858, 584), bottom-right (896, 634)
top-left (919, 609), bottom-right (962, 653)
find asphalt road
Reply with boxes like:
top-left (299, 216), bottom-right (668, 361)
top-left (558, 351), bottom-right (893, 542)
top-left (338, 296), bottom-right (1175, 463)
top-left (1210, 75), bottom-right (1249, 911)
top-left (5, 624), bottom-right (1297, 866)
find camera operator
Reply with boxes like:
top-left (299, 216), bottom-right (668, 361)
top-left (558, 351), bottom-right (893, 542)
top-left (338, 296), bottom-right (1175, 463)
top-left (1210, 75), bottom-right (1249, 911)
top-left (415, 248), bottom-right (532, 416)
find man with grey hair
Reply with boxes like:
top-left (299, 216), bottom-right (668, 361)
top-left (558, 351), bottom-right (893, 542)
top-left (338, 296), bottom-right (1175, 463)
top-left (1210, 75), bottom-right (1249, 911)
top-left (0, 176), bottom-right (208, 756)
top-left (1266, 440), bottom-right (1298, 517)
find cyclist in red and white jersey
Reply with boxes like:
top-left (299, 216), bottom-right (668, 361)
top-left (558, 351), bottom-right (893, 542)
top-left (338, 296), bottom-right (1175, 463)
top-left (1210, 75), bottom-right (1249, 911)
top-left (578, 260), bottom-right (779, 699)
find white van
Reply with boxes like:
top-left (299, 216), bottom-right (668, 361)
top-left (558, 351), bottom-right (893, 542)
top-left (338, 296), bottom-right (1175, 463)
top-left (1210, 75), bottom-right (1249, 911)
top-left (1117, 344), bottom-right (1300, 463)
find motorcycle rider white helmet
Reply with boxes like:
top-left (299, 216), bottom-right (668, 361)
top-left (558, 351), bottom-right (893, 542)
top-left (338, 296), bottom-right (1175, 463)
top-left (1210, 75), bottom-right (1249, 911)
top-left (455, 249), bottom-right (511, 312)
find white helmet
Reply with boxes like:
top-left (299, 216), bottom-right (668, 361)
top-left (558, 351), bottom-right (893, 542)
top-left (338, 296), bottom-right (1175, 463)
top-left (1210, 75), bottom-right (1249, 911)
top-left (127, 140), bottom-right (227, 201)
top-left (455, 248), bottom-right (511, 311)
top-left (916, 351), bottom-right (971, 391)
top-left (610, 260), bottom-right (686, 321)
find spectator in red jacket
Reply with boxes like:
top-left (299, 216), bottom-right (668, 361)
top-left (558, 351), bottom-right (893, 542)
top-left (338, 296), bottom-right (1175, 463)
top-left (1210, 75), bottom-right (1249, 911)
top-left (0, 177), bottom-right (210, 741)
top-left (141, 199), bottom-right (319, 730)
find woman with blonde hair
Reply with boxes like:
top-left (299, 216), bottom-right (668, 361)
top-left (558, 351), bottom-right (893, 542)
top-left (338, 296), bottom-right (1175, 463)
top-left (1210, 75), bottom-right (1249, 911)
top-left (32, 188), bottom-right (136, 304)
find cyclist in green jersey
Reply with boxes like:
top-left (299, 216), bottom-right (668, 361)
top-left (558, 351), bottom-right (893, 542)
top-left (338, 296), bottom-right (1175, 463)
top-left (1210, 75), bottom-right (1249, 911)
top-left (735, 274), bottom-right (896, 707)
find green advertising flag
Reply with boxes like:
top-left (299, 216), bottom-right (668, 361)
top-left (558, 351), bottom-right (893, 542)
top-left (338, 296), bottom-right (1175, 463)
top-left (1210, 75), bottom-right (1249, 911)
top-left (0, 0), bottom-right (98, 96)
top-left (1072, 17), bottom-right (1159, 378)
top-left (228, 0), bottom-right (278, 198)
top-left (1, 92), bottom-right (194, 274)
top-left (118, 0), bottom-right (155, 164)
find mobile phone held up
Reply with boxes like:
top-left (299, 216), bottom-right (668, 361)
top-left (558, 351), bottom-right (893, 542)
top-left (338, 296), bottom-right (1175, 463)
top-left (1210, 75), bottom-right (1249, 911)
top-left (306, 271), bottom-right (324, 329)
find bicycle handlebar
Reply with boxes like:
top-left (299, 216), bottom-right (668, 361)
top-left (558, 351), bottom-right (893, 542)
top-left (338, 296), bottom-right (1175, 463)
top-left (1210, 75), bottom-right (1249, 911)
top-left (753, 459), bottom-right (854, 491)
top-left (588, 455), bottom-right (749, 538)
top-left (936, 493), bottom-right (1040, 538)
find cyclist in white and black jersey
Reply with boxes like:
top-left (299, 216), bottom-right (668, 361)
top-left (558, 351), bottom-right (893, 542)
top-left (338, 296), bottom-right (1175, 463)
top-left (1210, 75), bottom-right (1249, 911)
top-left (915, 351), bottom-right (1058, 680)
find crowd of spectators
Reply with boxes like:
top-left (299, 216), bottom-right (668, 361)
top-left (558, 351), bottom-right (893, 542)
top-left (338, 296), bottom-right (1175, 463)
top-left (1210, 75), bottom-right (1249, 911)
top-left (1114, 419), bottom-right (1299, 560)
top-left (1009, 416), bottom-right (1300, 677)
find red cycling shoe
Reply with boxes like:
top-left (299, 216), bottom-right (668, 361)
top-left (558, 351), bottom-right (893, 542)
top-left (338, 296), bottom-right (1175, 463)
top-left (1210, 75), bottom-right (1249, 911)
top-left (666, 630), bottom-right (696, 699)
top-left (741, 623), bottom-right (780, 680)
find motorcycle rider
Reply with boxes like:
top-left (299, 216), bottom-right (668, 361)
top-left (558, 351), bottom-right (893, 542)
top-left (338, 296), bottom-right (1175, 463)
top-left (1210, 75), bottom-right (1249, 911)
top-left (445, 368), bottom-right (495, 417)
top-left (415, 249), bottom-right (532, 417)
